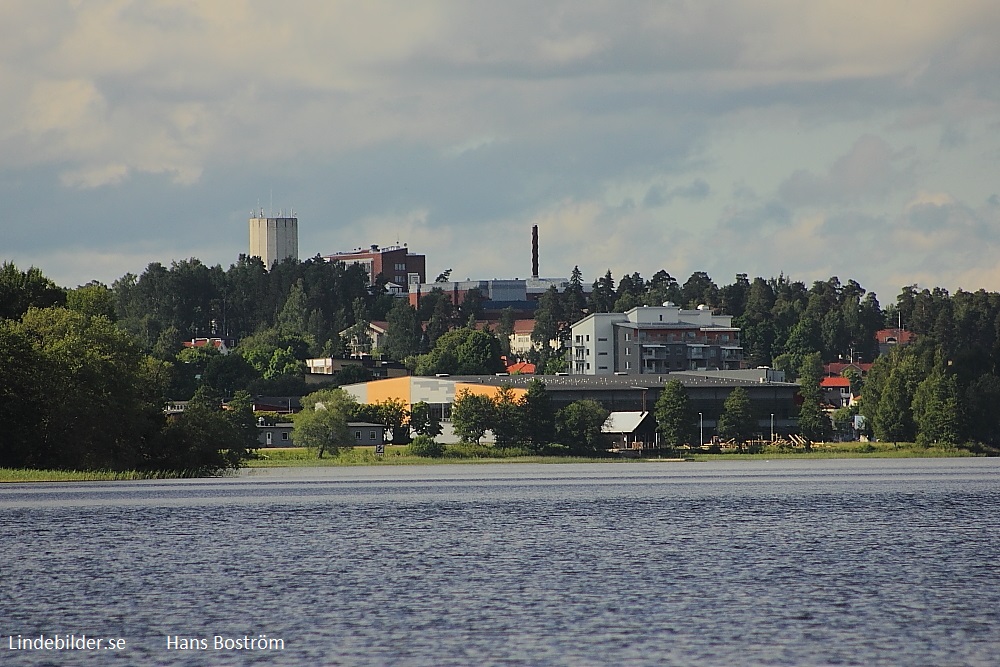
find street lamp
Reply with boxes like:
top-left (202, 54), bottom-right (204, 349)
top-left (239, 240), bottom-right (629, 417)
top-left (699, 412), bottom-right (704, 447)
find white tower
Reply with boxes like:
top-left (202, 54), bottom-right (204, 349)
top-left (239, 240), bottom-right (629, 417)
top-left (249, 212), bottom-right (298, 268)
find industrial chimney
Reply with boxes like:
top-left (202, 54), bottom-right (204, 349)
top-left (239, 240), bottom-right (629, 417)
top-left (531, 225), bottom-right (539, 279)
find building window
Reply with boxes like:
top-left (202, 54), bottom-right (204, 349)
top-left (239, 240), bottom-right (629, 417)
top-left (625, 361), bottom-right (631, 369)
top-left (625, 348), bottom-right (631, 355)
top-left (598, 351), bottom-right (607, 356)
top-left (586, 363), bottom-right (590, 370)
top-left (281, 433), bottom-right (289, 441)
top-left (586, 335), bottom-right (590, 341)
top-left (598, 337), bottom-right (607, 342)
top-left (355, 430), bottom-right (362, 440)
top-left (625, 333), bottom-right (631, 341)
top-left (370, 431), bottom-right (377, 440)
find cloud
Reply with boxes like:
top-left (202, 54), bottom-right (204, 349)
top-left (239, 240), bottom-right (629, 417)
top-left (778, 135), bottom-right (914, 206)
top-left (3, 1), bottom-right (1000, 300)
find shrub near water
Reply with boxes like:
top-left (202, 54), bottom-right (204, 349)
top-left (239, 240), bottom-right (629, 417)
top-left (407, 435), bottom-right (445, 458)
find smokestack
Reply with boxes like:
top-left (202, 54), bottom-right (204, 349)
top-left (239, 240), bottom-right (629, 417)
top-left (531, 225), bottom-right (539, 279)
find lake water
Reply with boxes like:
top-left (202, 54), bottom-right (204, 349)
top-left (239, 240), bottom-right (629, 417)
top-left (1, 458), bottom-right (999, 666)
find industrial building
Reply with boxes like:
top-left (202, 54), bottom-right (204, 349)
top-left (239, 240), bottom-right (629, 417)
top-left (324, 244), bottom-right (426, 288)
top-left (340, 372), bottom-right (798, 443)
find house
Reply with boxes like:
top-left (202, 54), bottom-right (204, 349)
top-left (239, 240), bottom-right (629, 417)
top-left (257, 422), bottom-right (294, 447)
top-left (570, 303), bottom-right (742, 375)
top-left (255, 421), bottom-right (387, 447)
top-left (338, 321), bottom-right (389, 357)
top-left (877, 328), bottom-right (916, 356)
top-left (820, 376), bottom-right (853, 408)
top-left (602, 412), bottom-right (658, 452)
top-left (348, 422), bottom-right (387, 446)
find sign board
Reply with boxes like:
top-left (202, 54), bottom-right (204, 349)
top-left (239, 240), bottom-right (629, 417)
top-left (375, 444), bottom-right (385, 456)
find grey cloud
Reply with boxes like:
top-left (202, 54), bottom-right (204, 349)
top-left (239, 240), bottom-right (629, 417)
top-left (778, 135), bottom-right (913, 207)
top-left (718, 201), bottom-right (792, 231)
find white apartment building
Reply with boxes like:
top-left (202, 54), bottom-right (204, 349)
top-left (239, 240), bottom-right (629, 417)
top-left (570, 303), bottom-right (742, 375)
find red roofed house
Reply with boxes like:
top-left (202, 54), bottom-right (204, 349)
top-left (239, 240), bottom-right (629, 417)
top-left (877, 328), bottom-right (916, 356)
top-left (820, 376), bottom-right (853, 408)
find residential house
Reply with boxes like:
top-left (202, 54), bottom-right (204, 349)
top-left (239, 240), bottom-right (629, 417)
top-left (820, 376), bottom-right (853, 409)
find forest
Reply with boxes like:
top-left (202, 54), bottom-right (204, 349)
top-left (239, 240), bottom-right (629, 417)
top-left (3, 253), bottom-right (1000, 473)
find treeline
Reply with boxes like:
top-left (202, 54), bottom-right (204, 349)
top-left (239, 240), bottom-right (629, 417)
top-left (0, 303), bottom-right (255, 473)
top-left (857, 287), bottom-right (1000, 447)
top-left (6, 255), bottom-right (1000, 455)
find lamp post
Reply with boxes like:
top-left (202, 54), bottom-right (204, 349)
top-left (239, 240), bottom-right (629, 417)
top-left (771, 413), bottom-right (775, 442)
top-left (699, 412), bottom-right (704, 447)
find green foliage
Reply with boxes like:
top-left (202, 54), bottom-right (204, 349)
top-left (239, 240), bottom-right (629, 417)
top-left (66, 282), bottom-right (117, 321)
top-left (912, 368), bottom-right (962, 446)
top-left (294, 388), bottom-right (358, 457)
top-left (409, 401), bottom-right (443, 437)
top-left (717, 387), bottom-right (756, 445)
top-left (407, 435), bottom-right (445, 458)
top-left (520, 380), bottom-right (556, 451)
top-left (655, 380), bottom-right (694, 447)
top-left (0, 262), bottom-right (66, 320)
top-left (492, 386), bottom-right (524, 448)
top-left (414, 327), bottom-right (504, 376)
top-left (797, 397), bottom-right (832, 443)
top-left (384, 300), bottom-right (424, 361)
top-left (556, 400), bottom-right (610, 454)
top-left (451, 389), bottom-right (496, 444)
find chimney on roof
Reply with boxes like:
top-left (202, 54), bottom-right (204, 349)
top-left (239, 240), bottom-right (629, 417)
top-left (531, 225), bottom-right (539, 279)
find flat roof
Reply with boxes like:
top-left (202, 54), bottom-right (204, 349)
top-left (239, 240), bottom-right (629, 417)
top-left (446, 374), bottom-right (798, 390)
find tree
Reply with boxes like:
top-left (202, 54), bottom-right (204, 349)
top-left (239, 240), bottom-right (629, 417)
top-left (66, 282), bottom-right (117, 321)
top-left (532, 286), bottom-right (563, 350)
top-left (797, 398), bottom-right (831, 445)
top-left (492, 385), bottom-right (524, 448)
top-left (655, 380), bottom-right (694, 447)
top-left (294, 388), bottom-right (358, 457)
top-left (409, 401), bottom-right (443, 437)
top-left (0, 263), bottom-right (66, 320)
top-left (556, 400), bottom-right (610, 454)
top-left (717, 387), bottom-right (756, 446)
top-left (562, 266), bottom-right (587, 318)
top-left (374, 398), bottom-right (411, 444)
top-left (912, 368), bottom-right (962, 446)
top-left (521, 379), bottom-right (556, 451)
top-left (588, 270), bottom-right (616, 313)
top-left (495, 307), bottom-right (516, 358)
top-left (384, 300), bottom-right (423, 361)
top-left (451, 389), bottom-right (496, 444)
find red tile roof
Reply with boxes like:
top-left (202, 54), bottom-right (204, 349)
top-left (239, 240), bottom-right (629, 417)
top-left (507, 362), bottom-right (536, 374)
top-left (820, 377), bottom-right (851, 388)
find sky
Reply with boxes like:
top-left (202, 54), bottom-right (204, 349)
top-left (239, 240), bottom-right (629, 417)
top-left (3, 1), bottom-right (1000, 305)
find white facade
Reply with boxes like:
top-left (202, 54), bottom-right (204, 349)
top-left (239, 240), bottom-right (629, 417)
top-left (249, 216), bottom-right (298, 268)
top-left (570, 304), bottom-right (740, 376)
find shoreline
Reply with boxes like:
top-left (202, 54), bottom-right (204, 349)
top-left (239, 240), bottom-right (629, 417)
top-left (0, 443), bottom-right (983, 482)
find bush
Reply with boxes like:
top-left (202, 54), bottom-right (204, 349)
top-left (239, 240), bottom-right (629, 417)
top-left (407, 435), bottom-right (445, 458)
